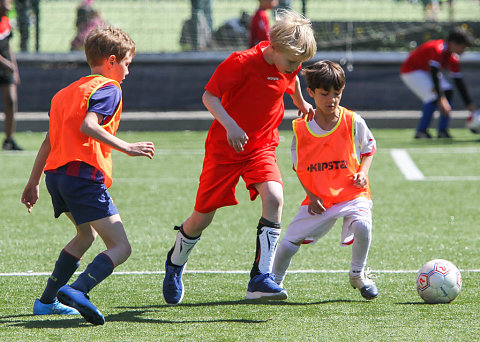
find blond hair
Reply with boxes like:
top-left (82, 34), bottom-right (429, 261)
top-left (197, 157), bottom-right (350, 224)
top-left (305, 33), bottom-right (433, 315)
top-left (84, 26), bottom-right (136, 67)
top-left (269, 9), bottom-right (317, 61)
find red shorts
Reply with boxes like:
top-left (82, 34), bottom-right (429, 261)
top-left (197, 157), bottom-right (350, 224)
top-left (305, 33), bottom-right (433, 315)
top-left (194, 150), bottom-right (283, 213)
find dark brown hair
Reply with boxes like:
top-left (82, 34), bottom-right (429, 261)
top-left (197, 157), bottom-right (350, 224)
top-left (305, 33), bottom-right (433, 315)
top-left (302, 60), bottom-right (345, 91)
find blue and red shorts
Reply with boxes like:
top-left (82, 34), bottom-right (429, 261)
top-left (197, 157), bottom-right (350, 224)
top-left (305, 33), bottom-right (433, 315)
top-left (45, 171), bottom-right (118, 225)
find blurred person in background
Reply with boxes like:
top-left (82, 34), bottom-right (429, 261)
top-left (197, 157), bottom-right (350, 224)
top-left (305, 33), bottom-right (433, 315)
top-left (422, 0), bottom-right (440, 21)
top-left (180, 0), bottom-right (213, 50)
top-left (1, 0), bottom-right (21, 150)
top-left (70, 0), bottom-right (105, 51)
top-left (400, 27), bottom-right (476, 139)
top-left (249, 0), bottom-right (278, 48)
top-left (14, 0), bottom-right (39, 51)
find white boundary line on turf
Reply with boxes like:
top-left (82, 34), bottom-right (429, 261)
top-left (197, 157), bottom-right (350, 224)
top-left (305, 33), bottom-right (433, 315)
top-left (2, 269), bottom-right (480, 277)
top-left (390, 149), bottom-right (425, 180)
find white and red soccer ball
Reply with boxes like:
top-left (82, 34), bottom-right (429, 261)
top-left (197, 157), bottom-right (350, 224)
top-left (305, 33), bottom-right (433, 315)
top-left (416, 259), bottom-right (462, 304)
top-left (466, 110), bottom-right (480, 134)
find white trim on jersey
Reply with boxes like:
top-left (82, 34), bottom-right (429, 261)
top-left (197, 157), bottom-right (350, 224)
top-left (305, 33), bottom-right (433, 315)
top-left (291, 112), bottom-right (376, 167)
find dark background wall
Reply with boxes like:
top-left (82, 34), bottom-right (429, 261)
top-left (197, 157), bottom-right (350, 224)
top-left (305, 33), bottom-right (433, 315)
top-left (14, 51), bottom-right (480, 113)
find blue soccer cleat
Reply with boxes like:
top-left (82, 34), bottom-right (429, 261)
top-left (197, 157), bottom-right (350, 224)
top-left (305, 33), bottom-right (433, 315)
top-left (245, 273), bottom-right (288, 300)
top-left (349, 269), bottom-right (379, 300)
top-left (33, 298), bottom-right (80, 315)
top-left (163, 262), bottom-right (186, 305)
top-left (57, 285), bottom-right (105, 325)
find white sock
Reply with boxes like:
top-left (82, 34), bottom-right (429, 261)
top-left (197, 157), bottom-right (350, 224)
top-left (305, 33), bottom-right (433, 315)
top-left (256, 226), bottom-right (281, 274)
top-left (272, 239), bottom-right (300, 285)
top-left (170, 230), bottom-right (200, 266)
top-left (349, 220), bottom-right (372, 276)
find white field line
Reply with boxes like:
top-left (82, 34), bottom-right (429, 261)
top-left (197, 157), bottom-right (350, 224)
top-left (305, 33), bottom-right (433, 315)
top-left (3, 147), bottom-right (480, 183)
top-left (423, 176), bottom-right (480, 181)
top-left (2, 269), bottom-right (480, 277)
top-left (390, 149), bottom-right (425, 180)
top-left (3, 146), bottom-right (480, 157)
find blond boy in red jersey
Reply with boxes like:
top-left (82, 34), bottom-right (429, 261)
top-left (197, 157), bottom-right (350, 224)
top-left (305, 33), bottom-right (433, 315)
top-left (163, 10), bottom-right (317, 304)
top-left (21, 26), bottom-right (155, 325)
top-left (272, 60), bottom-right (378, 300)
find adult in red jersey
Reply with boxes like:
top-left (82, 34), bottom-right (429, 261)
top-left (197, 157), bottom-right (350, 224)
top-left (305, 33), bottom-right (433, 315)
top-left (249, 0), bottom-right (278, 48)
top-left (163, 10), bottom-right (317, 305)
top-left (400, 27), bottom-right (476, 139)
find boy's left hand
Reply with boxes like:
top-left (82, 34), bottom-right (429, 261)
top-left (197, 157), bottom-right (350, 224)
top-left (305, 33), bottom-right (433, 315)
top-left (353, 172), bottom-right (367, 188)
top-left (297, 101), bottom-right (315, 121)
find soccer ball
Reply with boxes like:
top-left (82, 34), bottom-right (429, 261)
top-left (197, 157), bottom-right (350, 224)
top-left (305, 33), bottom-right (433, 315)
top-left (466, 110), bottom-right (480, 134)
top-left (416, 259), bottom-right (462, 304)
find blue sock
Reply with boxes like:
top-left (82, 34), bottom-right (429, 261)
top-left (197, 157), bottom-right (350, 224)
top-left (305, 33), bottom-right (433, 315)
top-left (71, 253), bottom-right (114, 294)
top-left (40, 249), bottom-right (80, 304)
top-left (417, 101), bottom-right (436, 132)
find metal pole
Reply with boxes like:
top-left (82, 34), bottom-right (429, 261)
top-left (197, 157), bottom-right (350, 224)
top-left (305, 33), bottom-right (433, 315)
top-left (34, 0), bottom-right (39, 52)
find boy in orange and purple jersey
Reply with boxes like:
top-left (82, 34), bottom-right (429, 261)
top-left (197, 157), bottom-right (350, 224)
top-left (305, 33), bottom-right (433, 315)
top-left (21, 26), bottom-right (155, 325)
top-left (272, 61), bottom-right (379, 300)
top-left (162, 10), bottom-right (317, 305)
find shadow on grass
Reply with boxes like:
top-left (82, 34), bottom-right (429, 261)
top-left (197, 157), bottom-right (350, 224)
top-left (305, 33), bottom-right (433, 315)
top-left (0, 298), bottom-right (362, 328)
top-left (118, 298), bottom-right (361, 309)
top-left (0, 310), bottom-right (271, 328)
top-left (0, 313), bottom-right (90, 328)
top-left (395, 301), bottom-right (446, 305)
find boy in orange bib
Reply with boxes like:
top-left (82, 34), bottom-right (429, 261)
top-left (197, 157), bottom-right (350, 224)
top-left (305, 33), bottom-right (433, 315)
top-left (272, 60), bottom-right (378, 300)
top-left (21, 26), bottom-right (155, 324)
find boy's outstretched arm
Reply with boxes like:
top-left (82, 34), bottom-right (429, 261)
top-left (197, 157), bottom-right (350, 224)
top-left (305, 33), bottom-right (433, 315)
top-left (290, 76), bottom-right (314, 121)
top-left (202, 90), bottom-right (248, 152)
top-left (353, 154), bottom-right (374, 188)
top-left (21, 133), bottom-right (51, 212)
top-left (81, 111), bottom-right (155, 159)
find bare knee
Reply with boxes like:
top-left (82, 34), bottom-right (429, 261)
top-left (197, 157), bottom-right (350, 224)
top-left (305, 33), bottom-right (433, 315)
top-left (111, 240), bottom-right (132, 266)
top-left (118, 241), bottom-right (132, 264)
top-left (264, 191), bottom-right (283, 211)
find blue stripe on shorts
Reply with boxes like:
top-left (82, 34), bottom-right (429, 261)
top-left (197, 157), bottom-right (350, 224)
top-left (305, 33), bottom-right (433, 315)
top-left (45, 171), bottom-right (119, 225)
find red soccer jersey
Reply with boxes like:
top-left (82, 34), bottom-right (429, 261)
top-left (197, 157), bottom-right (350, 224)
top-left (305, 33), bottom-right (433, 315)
top-left (400, 39), bottom-right (460, 74)
top-left (249, 8), bottom-right (270, 48)
top-left (204, 41), bottom-right (300, 163)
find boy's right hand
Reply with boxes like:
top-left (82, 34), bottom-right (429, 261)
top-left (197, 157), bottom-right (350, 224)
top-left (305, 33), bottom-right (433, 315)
top-left (438, 96), bottom-right (451, 115)
top-left (226, 124), bottom-right (249, 153)
top-left (126, 142), bottom-right (155, 159)
top-left (307, 194), bottom-right (326, 215)
top-left (21, 183), bottom-right (40, 213)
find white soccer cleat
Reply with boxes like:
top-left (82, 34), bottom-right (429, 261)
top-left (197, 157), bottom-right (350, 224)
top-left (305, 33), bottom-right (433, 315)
top-left (349, 269), bottom-right (378, 300)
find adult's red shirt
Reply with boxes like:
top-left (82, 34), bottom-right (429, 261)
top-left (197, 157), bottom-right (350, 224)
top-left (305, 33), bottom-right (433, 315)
top-left (249, 8), bottom-right (270, 48)
top-left (204, 41), bottom-right (300, 163)
top-left (400, 39), bottom-right (460, 75)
